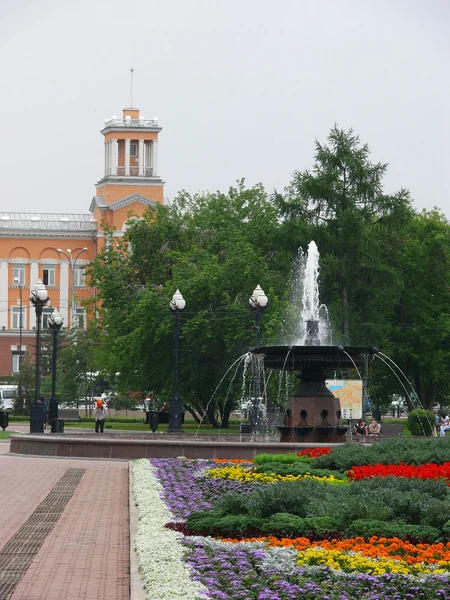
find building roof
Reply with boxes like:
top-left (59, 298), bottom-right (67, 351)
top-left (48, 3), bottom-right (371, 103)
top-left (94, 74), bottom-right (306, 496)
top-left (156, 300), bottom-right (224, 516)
top-left (0, 212), bottom-right (96, 231)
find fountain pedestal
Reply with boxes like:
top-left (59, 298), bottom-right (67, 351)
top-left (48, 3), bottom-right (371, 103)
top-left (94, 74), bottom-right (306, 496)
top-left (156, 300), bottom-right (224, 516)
top-left (255, 345), bottom-right (377, 443)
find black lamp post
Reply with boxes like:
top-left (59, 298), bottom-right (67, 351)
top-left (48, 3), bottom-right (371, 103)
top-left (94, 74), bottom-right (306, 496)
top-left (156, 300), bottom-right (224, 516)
top-left (30, 279), bottom-right (49, 433)
top-left (14, 277), bottom-right (24, 411)
top-left (168, 289), bottom-right (186, 433)
top-left (249, 284), bottom-right (268, 433)
top-left (48, 309), bottom-right (64, 428)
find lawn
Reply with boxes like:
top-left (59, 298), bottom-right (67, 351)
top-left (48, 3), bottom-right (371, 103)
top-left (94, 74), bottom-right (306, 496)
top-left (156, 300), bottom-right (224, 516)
top-left (132, 439), bottom-right (450, 599)
top-left (63, 419), bottom-right (242, 435)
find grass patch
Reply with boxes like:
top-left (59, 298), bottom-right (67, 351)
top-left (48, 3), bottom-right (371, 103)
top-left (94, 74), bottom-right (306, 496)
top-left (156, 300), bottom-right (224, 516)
top-left (64, 420), bottom-right (241, 434)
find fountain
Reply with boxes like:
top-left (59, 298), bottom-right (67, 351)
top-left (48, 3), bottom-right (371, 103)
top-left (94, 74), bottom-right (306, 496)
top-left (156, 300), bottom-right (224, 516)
top-left (252, 242), bottom-right (378, 443)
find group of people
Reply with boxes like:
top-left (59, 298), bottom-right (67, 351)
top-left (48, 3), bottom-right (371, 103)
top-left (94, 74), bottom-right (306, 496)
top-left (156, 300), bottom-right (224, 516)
top-left (353, 417), bottom-right (381, 437)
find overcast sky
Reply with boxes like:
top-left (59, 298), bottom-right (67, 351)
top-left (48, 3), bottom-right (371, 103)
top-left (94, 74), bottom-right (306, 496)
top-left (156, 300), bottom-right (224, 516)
top-left (1, 0), bottom-right (449, 216)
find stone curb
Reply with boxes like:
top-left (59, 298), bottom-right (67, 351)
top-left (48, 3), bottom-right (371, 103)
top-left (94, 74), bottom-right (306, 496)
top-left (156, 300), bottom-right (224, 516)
top-left (129, 461), bottom-right (147, 600)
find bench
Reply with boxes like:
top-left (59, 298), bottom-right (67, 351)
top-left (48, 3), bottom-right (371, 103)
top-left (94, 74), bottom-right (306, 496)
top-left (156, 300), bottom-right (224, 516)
top-left (347, 421), bottom-right (403, 442)
top-left (58, 409), bottom-right (81, 420)
top-left (51, 409), bottom-right (81, 433)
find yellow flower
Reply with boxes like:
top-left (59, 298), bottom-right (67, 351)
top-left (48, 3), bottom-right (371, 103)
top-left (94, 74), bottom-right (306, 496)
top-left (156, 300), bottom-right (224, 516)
top-left (205, 465), bottom-right (345, 485)
top-left (296, 547), bottom-right (442, 575)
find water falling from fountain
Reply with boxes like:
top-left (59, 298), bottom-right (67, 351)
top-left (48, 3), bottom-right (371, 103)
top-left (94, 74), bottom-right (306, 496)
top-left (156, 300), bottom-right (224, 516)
top-left (290, 241), bottom-right (332, 346)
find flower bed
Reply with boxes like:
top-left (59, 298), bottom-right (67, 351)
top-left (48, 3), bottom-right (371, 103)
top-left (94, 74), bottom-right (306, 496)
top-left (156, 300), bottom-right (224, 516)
top-left (132, 447), bottom-right (450, 599)
top-left (348, 461), bottom-right (450, 483)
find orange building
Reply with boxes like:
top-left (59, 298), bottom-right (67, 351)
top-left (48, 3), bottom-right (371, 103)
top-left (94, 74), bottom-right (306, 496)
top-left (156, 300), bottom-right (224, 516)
top-left (0, 107), bottom-right (164, 376)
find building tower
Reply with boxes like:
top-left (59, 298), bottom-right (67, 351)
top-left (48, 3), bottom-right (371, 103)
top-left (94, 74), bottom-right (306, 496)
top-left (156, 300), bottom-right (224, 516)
top-left (90, 107), bottom-right (164, 239)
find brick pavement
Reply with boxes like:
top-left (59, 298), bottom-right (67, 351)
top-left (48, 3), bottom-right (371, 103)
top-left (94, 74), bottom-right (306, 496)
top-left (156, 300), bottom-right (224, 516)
top-left (0, 450), bottom-right (130, 600)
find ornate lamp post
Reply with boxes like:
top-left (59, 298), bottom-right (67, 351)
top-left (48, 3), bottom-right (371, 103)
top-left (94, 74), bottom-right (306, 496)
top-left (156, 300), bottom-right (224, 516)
top-left (48, 309), bottom-right (64, 428)
top-left (248, 284), bottom-right (268, 433)
top-left (13, 277), bottom-right (24, 411)
top-left (30, 279), bottom-right (49, 433)
top-left (168, 289), bottom-right (186, 433)
top-left (57, 247), bottom-right (88, 327)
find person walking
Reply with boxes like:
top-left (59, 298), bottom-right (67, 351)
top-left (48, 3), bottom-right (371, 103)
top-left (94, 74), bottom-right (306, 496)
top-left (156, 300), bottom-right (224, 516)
top-left (95, 400), bottom-right (107, 433)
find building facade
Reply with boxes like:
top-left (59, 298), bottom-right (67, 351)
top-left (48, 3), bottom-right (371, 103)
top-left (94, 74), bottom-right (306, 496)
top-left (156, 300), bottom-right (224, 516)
top-left (0, 107), bottom-right (164, 376)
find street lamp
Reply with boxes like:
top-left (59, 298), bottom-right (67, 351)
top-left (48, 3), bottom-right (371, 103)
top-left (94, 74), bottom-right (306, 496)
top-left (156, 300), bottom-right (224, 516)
top-left (13, 277), bottom-right (24, 402)
top-left (13, 277), bottom-right (23, 366)
top-left (57, 247), bottom-right (88, 327)
top-left (48, 309), bottom-right (64, 428)
top-left (249, 285), bottom-right (268, 346)
top-left (168, 289), bottom-right (186, 433)
top-left (248, 284), bottom-right (268, 433)
top-left (30, 279), bottom-right (49, 433)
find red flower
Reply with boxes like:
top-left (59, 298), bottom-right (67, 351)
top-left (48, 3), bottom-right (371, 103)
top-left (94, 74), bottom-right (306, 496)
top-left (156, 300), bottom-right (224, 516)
top-left (347, 462), bottom-right (450, 484)
top-left (297, 447), bottom-right (332, 458)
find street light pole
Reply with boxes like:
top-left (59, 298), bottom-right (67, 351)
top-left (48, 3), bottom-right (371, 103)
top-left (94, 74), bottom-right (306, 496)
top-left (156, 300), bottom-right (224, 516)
top-left (248, 284), bottom-right (268, 434)
top-left (14, 277), bottom-right (24, 410)
top-left (57, 247), bottom-right (88, 327)
top-left (30, 279), bottom-right (49, 433)
top-left (168, 289), bottom-right (186, 433)
top-left (48, 309), bottom-right (64, 428)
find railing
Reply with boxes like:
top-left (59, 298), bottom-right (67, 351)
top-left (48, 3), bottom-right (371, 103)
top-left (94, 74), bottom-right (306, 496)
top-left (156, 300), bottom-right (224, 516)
top-left (0, 219), bottom-right (95, 230)
top-left (110, 167), bottom-right (154, 177)
top-left (104, 118), bottom-right (159, 128)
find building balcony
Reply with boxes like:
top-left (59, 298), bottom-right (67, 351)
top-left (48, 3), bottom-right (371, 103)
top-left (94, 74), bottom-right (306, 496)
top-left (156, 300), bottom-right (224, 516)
top-left (104, 117), bottom-right (159, 128)
top-left (112, 167), bottom-right (154, 177)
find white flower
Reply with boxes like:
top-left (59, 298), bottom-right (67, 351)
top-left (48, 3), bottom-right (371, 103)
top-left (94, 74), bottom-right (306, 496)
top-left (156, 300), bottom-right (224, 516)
top-left (132, 459), bottom-right (209, 600)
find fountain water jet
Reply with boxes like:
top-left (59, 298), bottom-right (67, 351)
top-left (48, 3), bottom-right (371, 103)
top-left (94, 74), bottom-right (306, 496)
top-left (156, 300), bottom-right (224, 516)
top-left (252, 241), bottom-right (378, 443)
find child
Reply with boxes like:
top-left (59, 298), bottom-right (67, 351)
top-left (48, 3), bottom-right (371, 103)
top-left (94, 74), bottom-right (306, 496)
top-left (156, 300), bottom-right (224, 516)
top-left (95, 400), bottom-right (107, 433)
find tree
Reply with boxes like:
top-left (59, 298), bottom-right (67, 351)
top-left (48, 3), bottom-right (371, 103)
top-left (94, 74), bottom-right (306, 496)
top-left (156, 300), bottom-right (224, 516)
top-left (89, 182), bottom-right (288, 427)
top-left (277, 125), bottom-right (413, 346)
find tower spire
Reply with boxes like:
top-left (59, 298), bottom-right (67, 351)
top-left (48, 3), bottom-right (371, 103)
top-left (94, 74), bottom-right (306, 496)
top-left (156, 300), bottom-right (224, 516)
top-left (130, 67), bottom-right (134, 108)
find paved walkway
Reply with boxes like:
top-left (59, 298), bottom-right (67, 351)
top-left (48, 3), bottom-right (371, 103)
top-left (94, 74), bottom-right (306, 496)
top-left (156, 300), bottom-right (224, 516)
top-left (0, 440), bottom-right (130, 600)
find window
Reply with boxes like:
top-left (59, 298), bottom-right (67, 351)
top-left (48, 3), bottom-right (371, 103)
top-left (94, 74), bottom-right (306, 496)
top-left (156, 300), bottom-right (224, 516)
top-left (130, 143), bottom-right (137, 157)
top-left (43, 307), bottom-right (53, 329)
top-left (11, 307), bottom-right (25, 329)
top-left (12, 353), bottom-right (22, 373)
top-left (42, 265), bottom-right (55, 286)
top-left (73, 266), bottom-right (85, 287)
top-left (13, 265), bottom-right (25, 286)
top-left (75, 308), bottom-right (86, 329)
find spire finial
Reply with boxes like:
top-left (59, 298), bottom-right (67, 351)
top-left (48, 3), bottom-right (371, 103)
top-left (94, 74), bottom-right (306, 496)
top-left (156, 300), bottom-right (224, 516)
top-left (130, 67), bottom-right (134, 108)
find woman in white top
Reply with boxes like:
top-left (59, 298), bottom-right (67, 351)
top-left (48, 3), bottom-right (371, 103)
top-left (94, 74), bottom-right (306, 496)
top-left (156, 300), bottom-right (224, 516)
top-left (95, 400), bottom-right (107, 433)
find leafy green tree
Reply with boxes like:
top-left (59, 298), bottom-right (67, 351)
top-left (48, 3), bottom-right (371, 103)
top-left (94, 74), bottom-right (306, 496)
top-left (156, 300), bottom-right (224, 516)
top-left (57, 323), bottom-right (105, 412)
top-left (277, 125), bottom-right (413, 346)
top-left (89, 182), bottom-right (288, 427)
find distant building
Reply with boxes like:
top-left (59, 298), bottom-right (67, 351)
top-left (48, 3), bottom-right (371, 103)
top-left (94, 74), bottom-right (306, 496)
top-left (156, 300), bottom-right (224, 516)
top-left (0, 107), bottom-right (164, 376)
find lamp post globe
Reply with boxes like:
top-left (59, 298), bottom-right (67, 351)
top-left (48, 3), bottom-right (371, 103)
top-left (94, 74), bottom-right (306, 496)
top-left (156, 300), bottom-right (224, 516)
top-left (169, 290), bottom-right (186, 432)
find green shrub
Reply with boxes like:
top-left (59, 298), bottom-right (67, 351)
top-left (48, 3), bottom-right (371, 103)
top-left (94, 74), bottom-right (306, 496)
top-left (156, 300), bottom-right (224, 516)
top-left (254, 453), bottom-right (308, 465)
top-left (442, 520), bottom-right (450, 539)
top-left (262, 514), bottom-right (340, 537)
top-left (255, 462), bottom-right (346, 479)
top-left (314, 438), bottom-right (450, 471)
top-left (346, 519), bottom-right (440, 542)
top-left (215, 493), bottom-right (250, 515)
top-left (407, 409), bottom-right (435, 437)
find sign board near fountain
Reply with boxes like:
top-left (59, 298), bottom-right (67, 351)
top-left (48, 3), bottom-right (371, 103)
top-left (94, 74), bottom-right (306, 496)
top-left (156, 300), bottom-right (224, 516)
top-left (326, 380), bottom-right (362, 420)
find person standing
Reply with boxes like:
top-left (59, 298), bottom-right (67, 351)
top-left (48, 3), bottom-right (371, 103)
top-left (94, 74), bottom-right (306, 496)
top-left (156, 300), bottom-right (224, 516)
top-left (95, 400), bottom-right (107, 433)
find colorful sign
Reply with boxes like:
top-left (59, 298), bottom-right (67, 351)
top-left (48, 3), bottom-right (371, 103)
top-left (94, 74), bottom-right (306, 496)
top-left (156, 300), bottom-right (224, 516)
top-left (326, 379), bottom-right (362, 420)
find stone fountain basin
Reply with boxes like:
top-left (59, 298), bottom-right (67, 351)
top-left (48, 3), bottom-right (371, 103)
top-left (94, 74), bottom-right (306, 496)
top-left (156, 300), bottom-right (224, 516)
top-left (251, 345), bottom-right (378, 371)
